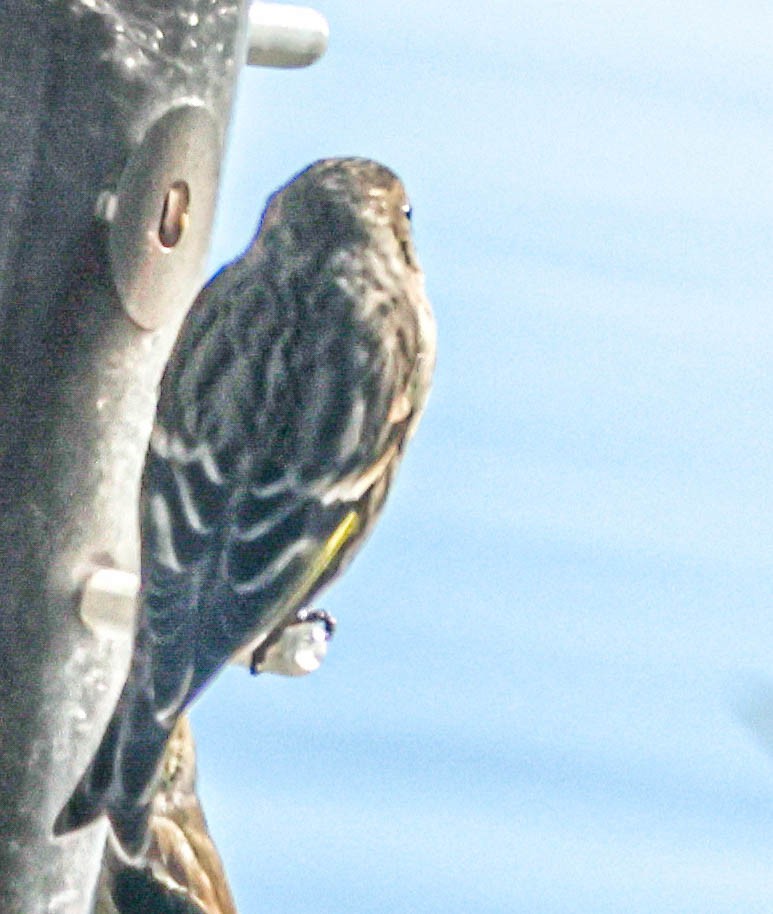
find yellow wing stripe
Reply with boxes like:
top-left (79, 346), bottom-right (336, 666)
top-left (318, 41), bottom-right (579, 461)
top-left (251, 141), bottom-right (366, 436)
top-left (286, 509), bottom-right (361, 609)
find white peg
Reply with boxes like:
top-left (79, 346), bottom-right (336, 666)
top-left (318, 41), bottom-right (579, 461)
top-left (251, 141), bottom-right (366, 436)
top-left (247, 2), bottom-right (329, 69)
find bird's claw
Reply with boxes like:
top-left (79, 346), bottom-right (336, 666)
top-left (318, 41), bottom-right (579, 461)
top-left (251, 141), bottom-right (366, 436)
top-left (294, 607), bottom-right (336, 638)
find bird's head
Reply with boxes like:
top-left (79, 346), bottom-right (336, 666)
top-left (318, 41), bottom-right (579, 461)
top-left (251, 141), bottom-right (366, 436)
top-left (256, 157), bottom-right (436, 439)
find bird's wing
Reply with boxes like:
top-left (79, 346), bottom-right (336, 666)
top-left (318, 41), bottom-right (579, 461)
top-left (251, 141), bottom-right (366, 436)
top-left (199, 307), bottom-right (416, 669)
top-left (139, 278), bottom-right (243, 718)
top-left (139, 260), bottom-right (419, 716)
top-left (139, 423), bottom-right (231, 719)
top-left (207, 485), bottom-right (361, 658)
top-left (142, 433), bottom-right (367, 712)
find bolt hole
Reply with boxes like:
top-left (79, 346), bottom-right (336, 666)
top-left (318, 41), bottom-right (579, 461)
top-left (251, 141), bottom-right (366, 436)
top-left (158, 180), bottom-right (190, 248)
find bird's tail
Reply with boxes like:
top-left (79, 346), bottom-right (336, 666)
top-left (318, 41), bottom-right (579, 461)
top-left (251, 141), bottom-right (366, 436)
top-left (53, 682), bottom-right (172, 860)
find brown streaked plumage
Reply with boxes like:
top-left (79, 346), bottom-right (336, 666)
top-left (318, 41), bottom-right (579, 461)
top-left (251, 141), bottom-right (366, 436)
top-left (95, 716), bottom-right (237, 914)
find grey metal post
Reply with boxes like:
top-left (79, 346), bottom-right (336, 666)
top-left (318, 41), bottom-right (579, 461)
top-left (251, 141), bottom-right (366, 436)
top-left (0, 3), bottom-right (326, 912)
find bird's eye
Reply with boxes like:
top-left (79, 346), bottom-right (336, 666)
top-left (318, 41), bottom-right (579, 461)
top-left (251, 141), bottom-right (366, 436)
top-left (392, 197), bottom-right (414, 265)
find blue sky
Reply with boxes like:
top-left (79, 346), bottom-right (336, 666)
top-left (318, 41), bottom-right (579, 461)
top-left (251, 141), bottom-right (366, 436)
top-left (192, 3), bottom-right (773, 911)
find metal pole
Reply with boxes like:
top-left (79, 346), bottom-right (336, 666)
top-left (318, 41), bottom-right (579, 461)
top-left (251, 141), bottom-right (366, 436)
top-left (0, 3), bottom-right (326, 911)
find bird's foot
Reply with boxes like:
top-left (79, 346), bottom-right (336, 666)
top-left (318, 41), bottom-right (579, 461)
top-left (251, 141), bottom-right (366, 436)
top-left (250, 608), bottom-right (336, 676)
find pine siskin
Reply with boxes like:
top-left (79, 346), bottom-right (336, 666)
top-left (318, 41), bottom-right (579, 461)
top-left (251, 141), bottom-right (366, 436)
top-left (56, 157), bottom-right (436, 856)
top-left (95, 716), bottom-right (237, 914)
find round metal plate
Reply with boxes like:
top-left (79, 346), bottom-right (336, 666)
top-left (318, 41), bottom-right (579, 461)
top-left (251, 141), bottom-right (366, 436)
top-left (109, 105), bottom-right (221, 330)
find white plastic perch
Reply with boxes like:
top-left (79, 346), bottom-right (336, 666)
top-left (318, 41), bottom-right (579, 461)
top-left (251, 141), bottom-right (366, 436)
top-left (247, 2), bottom-right (329, 68)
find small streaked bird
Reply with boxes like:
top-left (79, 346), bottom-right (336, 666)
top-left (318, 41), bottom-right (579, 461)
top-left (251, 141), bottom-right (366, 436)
top-left (55, 157), bottom-right (436, 856)
top-left (95, 716), bottom-right (237, 914)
